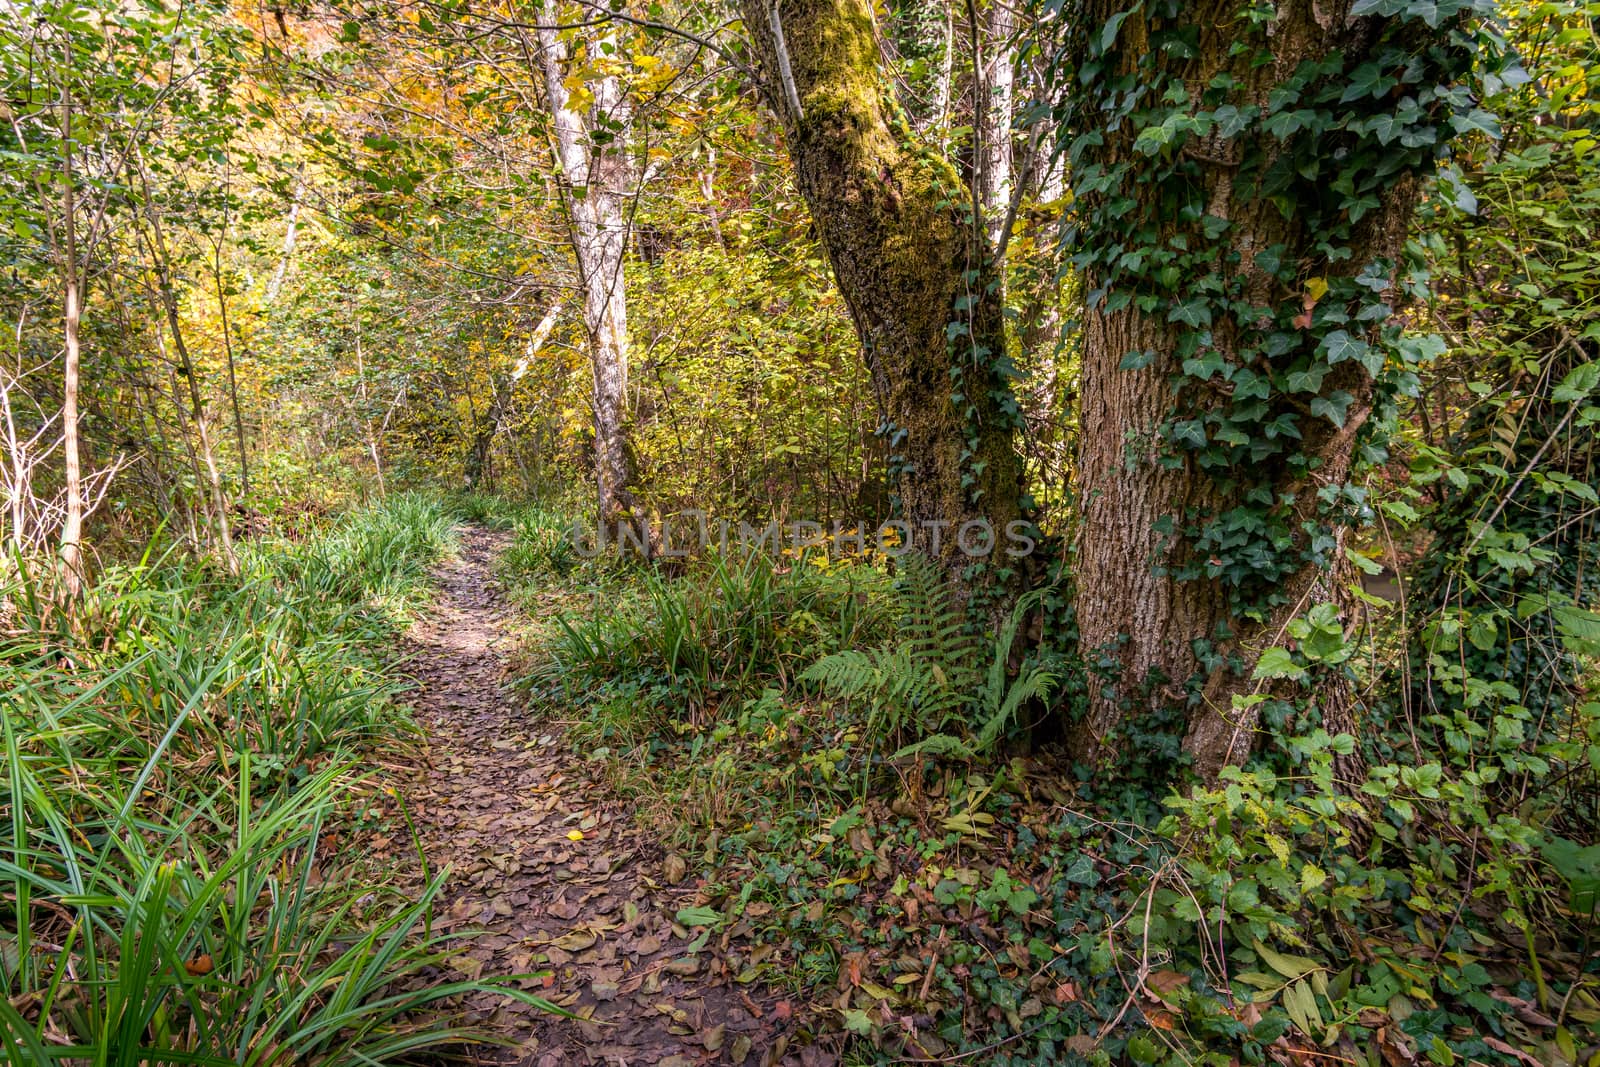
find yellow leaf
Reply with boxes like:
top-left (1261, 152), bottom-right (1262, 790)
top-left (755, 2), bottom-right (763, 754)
top-left (1305, 276), bottom-right (1329, 301)
top-left (567, 829), bottom-right (585, 841)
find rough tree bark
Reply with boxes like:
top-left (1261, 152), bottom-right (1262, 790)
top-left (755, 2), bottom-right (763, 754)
top-left (737, 0), bottom-right (1026, 573)
top-left (533, 17), bottom-right (639, 529)
top-left (1072, 1), bottom-right (1434, 782)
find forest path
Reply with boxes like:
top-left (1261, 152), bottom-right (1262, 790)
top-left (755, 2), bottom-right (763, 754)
top-left (397, 527), bottom-right (801, 1067)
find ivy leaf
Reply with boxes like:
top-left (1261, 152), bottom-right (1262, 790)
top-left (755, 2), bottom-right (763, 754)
top-left (1284, 363), bottom-right (1329, 393)
top-left (1340, 63), bottom-right (1397, 103)
top-left (1183, 350), bottom-right (1226, 381)
top-left (1171, 420), bottom-right (1208, 449)
top-left (1253, 647), bottom-right (1306, 681)
top-left (1311, 392), bottom-right (1354, 427)
top-left (1099, 9), bottom-right (1134, 53)
top-left (841, 1008), bottom-right (875, 1036)
top-left (1321, 330), bottom-right (1376, 373)
top-left (1134, 118), bottom-right (1177, 156)
top-left (1168, 299), bottom-right (1211, 328)
top-left (1212, 104), bottom-right (1253, 139)
top-left (1367, 113), bottom-right (1402, 145)
top-left (1450, 108), bottom-right (1501, 139)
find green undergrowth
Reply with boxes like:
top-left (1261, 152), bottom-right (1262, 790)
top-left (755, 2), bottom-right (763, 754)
top-left (498, 498), bottom-right (1600, 1066)
top-left (0, 492), bottom-right (551, 1064)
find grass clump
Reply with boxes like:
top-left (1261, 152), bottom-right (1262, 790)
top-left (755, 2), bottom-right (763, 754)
top-left (0, 492), bottom-right (549, 1063)
top-left (522, 549), bottom-right (891, 737)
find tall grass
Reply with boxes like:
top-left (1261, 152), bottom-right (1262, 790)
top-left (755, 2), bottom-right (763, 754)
top-left (528, 550), bottom-right (891, 719)
top-left (0, 493), bottom-right (550, 1063)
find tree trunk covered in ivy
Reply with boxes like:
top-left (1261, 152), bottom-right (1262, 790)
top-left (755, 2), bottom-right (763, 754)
top-left (1065, 0), bottom-right (1487, 780)
top-left (738, 0), bottom-right (1026, 580)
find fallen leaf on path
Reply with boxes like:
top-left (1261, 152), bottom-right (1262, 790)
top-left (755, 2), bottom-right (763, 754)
top-left (551, 930), bottom-right (598, 951)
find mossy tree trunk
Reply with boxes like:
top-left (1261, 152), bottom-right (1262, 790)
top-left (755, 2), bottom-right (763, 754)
top-left (737, 0), bottom-right (1026, 579)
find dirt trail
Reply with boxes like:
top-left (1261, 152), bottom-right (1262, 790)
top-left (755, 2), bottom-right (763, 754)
top-left (398, 527), bottom-right (803, 1067)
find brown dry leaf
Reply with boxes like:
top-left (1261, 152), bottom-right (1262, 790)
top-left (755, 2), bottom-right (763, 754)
top-left (702, 1024), bottom-right (725, 1052)
top-left (1146, 970), bottom-right (1191, 1002)
top-left (552, 930), bottom-right (598, 951)
top-left (1490, 990), bottom-right (1559, 1028)
top-left (663, 854), bottom-right (687, 884)
top-left (844, 952), bottom-right (865, 988)
top-left (1482, 1036), bottom-right (1544, 1067)
top-left (1376, 1026), bottom-right (1417, 1067)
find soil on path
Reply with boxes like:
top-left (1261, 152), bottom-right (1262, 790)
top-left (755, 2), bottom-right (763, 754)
top-left (398, 527), bottom-right (806, 1067)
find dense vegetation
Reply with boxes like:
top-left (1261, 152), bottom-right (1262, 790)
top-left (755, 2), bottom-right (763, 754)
top-left (2, 0), bottom-right (1598, 1063)
top-left (1, 495), bottom-right (554, 1060)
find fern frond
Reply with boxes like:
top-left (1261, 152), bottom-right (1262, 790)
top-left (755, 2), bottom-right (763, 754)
top-left (800, 649), bottom-right (882, 699)
top-left (891, 733), bottom-right (978, 761)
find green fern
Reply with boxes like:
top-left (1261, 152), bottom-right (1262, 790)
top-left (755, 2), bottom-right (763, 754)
top-left (801, 558), bottom-right (1055, 757)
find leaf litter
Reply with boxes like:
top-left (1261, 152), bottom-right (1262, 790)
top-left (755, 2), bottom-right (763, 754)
top-left (384, 527), bottom-right (809, 1065)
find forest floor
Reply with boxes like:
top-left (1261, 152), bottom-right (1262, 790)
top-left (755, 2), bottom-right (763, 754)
top-left (394, 527), bottom-right (808, 1066)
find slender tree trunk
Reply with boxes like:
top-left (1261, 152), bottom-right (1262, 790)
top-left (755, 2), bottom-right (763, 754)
top-left (738, 0), bottom-right (1026, 578)
top-left (133, 157), bottom-right (237, 573)
top-left (264, 170), bottom-right (303, 306)
top-left (212, 219), bottom-right (249, 499)
top-left (698, 150), bottom-right (726, 250)
top-left (533, 19), bottom-right (639, 530)
top-left (892, 0), bottom-right (954, 136)
top-left (2, 362), bottom-right (29, 556)
top-left (354, 330), bottom-right (385, 496)
top-left (57, 91), bottom-right (84, 599)
top-left (976, 0), bottom-right (1015, 244)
